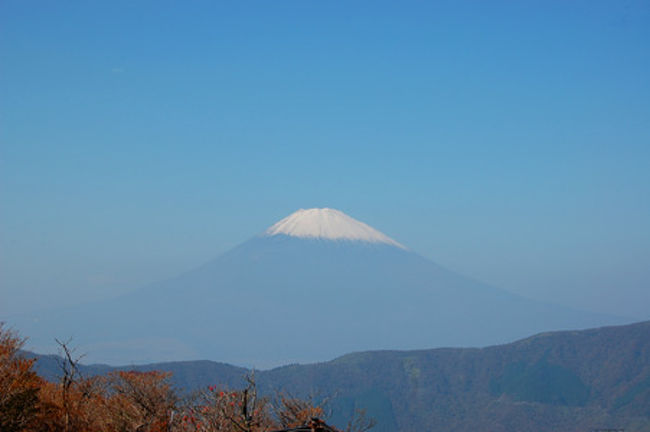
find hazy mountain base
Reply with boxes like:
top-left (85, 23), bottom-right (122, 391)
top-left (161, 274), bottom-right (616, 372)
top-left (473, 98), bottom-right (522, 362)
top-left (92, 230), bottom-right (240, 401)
top-left (29, 321), bottom-right (650, 432)
top-left (13, 236), bottom-right (629, 366)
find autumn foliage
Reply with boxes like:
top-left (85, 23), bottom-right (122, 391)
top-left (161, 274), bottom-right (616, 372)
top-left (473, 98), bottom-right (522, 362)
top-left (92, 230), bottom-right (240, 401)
top-left (0, 324), bottom-right (364, 432)
top-left (0, 324), bottom-right (41, 432)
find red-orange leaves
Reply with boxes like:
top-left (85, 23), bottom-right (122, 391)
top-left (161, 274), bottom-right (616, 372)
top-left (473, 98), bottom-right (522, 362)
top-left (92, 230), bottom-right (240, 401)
top-left (0, 324), bottom-right (42, 432)
top-left (103, 370), bottom-right (176, 432)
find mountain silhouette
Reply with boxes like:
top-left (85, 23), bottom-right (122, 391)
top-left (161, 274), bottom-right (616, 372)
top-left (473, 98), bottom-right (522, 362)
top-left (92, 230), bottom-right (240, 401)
top-left (8, 208), bottom-right (630, 367)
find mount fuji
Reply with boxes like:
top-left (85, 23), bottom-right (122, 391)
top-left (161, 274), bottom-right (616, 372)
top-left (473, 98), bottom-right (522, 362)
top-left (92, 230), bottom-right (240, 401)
top-left (9, 208), bottom-right (629, 367)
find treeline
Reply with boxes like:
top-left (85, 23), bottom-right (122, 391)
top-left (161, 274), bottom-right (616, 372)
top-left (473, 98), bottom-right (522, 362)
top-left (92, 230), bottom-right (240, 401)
top-left (1, 324), bottom-right (374, 432)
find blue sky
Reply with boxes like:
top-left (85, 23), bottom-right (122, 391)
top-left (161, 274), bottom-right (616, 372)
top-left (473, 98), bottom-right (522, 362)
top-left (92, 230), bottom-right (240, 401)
top-left (1, 1), bottom-right (649, 319)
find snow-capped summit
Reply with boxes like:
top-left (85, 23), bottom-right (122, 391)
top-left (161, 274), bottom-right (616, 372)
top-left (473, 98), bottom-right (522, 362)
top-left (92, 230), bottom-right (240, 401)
top-left (265, 208), bottom-right (405, 248)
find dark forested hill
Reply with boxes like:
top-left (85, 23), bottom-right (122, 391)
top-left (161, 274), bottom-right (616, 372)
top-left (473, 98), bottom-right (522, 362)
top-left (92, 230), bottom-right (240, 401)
top-left (29, 320), bottom-right (650, 432)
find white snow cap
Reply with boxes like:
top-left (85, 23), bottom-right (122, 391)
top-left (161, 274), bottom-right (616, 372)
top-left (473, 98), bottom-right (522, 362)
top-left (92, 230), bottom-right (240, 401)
top-left (265, 208), bottom-right (406, 249)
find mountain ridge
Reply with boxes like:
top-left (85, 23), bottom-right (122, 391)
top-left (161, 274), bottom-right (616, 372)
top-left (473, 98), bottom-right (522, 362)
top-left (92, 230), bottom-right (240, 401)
top-left (28, 320), bottom-right (650, 432)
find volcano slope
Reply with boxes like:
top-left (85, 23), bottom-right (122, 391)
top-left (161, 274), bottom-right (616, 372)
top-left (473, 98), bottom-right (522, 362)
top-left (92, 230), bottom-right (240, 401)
top-left (9, 208), bottom-right (629, 366)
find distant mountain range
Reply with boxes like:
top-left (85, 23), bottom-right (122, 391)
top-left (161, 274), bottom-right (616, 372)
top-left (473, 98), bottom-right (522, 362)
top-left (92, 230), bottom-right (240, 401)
top-left (7, 208), bottom-right (629, 366)
top-left (29, 320), bottom-right (650, 432)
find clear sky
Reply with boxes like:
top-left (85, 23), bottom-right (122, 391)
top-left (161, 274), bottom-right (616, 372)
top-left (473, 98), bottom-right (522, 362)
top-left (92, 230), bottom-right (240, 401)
top-left (1, 1), bottom-right (649, 320)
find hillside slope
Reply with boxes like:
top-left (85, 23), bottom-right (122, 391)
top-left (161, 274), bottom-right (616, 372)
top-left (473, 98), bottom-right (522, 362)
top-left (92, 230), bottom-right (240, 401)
top-left (30, 320), bottom-right (650, 432)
